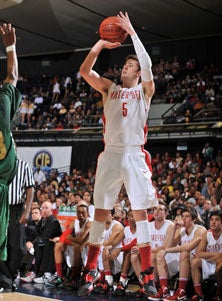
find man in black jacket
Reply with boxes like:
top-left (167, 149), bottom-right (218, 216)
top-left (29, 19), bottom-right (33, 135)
top-left (22, 201), bottom-right (62, 284)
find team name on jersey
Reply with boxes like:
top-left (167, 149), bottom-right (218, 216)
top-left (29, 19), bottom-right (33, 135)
top-left (124, 237), bottom-right (135, 245)
top-left (110, 90), bottom-right (141, 100)
top-left (151, 234), bottom-right (166, 242)
top-left (206, 244), bottom-right (222, 252)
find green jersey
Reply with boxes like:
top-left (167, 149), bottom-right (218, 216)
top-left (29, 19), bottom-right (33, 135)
top-left (0, 83), bottom-right (22, 260)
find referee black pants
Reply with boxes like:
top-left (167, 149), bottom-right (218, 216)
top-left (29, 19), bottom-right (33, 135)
top-left (0, 204), bottom-right (26, 287)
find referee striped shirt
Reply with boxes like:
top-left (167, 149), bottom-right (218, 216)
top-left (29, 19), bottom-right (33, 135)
top-left (9, 159), bottom-right (35, 205)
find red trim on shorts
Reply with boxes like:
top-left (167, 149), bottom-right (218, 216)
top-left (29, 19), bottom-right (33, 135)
top-left (141, 146), bottom-right (152, 173)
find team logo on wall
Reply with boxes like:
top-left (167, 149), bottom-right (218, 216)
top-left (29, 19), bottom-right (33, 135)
top-left (33, 149), bottom-right (53, 167)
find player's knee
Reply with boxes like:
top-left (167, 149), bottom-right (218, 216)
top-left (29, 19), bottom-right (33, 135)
top-left (180, 250), bottom-right (190, 261)
top-left (191, 257), bottom-right (201, 268)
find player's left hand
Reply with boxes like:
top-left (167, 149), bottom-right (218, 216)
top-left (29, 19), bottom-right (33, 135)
top-left (101, 39), bottom-right (121, 49)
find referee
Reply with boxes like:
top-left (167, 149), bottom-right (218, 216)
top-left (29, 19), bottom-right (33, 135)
top-left (0, 159), bottom-right (35, 292)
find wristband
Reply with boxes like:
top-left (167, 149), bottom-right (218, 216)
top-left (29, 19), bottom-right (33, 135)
top-left (6, 44), bottom-right (16, 53)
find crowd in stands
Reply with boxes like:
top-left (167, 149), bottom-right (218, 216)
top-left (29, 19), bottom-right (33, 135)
top-left (18, 144), bottom-right (222, 300)
top-left (11, 56), bottom-right (222, 130)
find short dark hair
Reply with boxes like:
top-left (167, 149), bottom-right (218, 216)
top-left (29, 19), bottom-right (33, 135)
top-left (209, 211), bottom-right (222, 222)
top-left (77, 204), bottom-right (88, 212)
top-left (181, 206), bottom-right (197, 220)
top-left (31, 207), bottom-right (41, 213)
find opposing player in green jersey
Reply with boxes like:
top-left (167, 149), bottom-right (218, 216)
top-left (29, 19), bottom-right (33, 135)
top-left (0, 23), bottom-right (22, 260)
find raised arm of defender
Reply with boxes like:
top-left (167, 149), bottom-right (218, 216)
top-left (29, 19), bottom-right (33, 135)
top-left (0, 23), bottom-right (18, 87)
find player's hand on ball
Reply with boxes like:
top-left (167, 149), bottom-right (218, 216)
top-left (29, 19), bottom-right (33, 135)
top-left (117, 11), bottom-right (135, 36)
top-left (100, 39), bottom-right (121, 49)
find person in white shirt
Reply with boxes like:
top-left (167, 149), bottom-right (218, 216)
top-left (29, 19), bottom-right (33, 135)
top-left (33, 166), bottom-right (46, 186)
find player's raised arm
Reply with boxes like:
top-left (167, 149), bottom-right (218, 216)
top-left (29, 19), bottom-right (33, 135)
top-left (0, 23), bottom-right (18, 87)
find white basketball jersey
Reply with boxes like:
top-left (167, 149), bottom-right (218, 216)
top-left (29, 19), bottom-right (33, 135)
top-left (74, 217), bottom-right (93, 237)
top-left (180, 224), bottom-right (203, 254)
top-left (103, 220), bottom-right (123, 248)
top-left (103, 83), bottom-right (150, 147)
top-left (150, 219), bottom-right (173, 248)
top-left (123, 226), bottom-right (137, 246)
top-left (206, 230), bottom-right (222, 253)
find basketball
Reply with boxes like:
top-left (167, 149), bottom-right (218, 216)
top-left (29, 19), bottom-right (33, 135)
top-left (99, 16), bottom-right (128, 43)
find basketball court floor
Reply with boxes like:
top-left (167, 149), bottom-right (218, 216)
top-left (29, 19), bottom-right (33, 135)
top-left (0, 281), bottom-right (140, 301)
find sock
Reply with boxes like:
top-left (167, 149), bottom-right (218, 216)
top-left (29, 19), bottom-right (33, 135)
top-left (104, 270), bottom-right (113, 286)
top-left (194, 284), bottom-right (203, 296)
top-left (55, 263), bottom-right (63, 278)
top-left (178, 277), bottom-right (188, 290)
top-left (159, 277), bottom-right (168, 288)
top-left (139, 245), bottom-right (151, 271)
top-left (104, 270), bottom-right (112, 276)
top-left (98, 270), bottom-right (105, 282)
top-left (120, 273), bottom-right (127, 286)
top-left (86, 245), bottom-right (101, 271)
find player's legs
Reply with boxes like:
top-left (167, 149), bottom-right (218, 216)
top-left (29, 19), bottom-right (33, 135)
top-left (163, 252), bottom-right (190, 301)
top-left (123, 150), bottom-right (157, 296)
top-left (113, 251), bottom-right (131, 296)
top-left (191, 257), bottom-right (204, 298)
top-left (78, 151), bottom-right (122, 296)
top-left (130, 246), bottom-right (141, 280)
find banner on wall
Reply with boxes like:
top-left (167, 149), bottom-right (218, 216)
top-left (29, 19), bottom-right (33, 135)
top-left (17, 146), bottom-right (72, 174)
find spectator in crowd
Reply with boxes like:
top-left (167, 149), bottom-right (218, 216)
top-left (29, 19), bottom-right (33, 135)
top-left (20, 206), bottom-right (42, 276)
top-left (195, 194), bottom-right (206, 222)
top-left (0, 23), bottom-right (22, 262)
top-left (20, 201), bottom-right (62, 284)
top-left (205, 85), bottom-right (215, 103)
top-left (20, 97), bottom-right (28, 125)
top-left (33, 166), bottom-right (46, 187)
top-left (202, 199), bottom-right (212, 228)
top-left (169, 189), bottom-right (184, 211)
top-left (210, 195), bottom-right (221, 212)
top-left (82, 190), bottom-right (95, 219)
top-left (202, 143), bottom-right (214, 164)
top-left (27, 98), bottom-right (35, 125)
top-left (52, 77), bottom-right (60, 103)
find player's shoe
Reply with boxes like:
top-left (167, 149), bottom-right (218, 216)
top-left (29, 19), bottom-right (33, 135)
top-left (77, 269), bottom-right (100, 296)
top-left (113, 280), bottom-right (127, 296)
top-left (99, 280), bottom-right (113, 294)
top-left (149, 286), bottom-right (170, 300)
top-left (45, 276), bottom-right (63, 287)
top-left (163, 288), bottom-right (187, 300)
top-left (192, 295), bottom-right (204, 301)
top-left (140, 269), bottom-right (157, 296)
top-left (20, 271), bottom-right (36, 283)
top-left (93, 281), bottom-right (104, 294)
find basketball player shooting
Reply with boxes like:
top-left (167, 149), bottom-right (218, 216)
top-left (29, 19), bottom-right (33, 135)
top-left (77, 11), bottom-right (158, 297)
